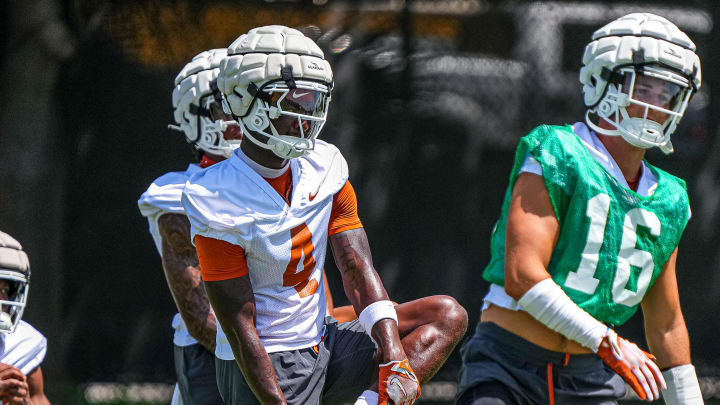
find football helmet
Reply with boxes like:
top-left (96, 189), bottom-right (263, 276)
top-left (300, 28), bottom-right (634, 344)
top-left (580, 13), bottom-right (701, 153)
top-left (0, 231), bottom-right (30, 333)
top-left (170, 48), bottom-right (241, 159)
top-left (217, 25), bottom-right (333, 159)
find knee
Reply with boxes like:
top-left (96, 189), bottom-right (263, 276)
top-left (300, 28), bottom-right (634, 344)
top-left (432, 296), bottom-right (468, 336)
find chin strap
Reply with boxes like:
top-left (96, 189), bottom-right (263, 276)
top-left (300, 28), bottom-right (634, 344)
top-left (659, 141), bottom-right (674, 154)
top-left (238, 115), bottom-right (310, 159)
top-left (585, 110), bottom-right (622, 137)
top-left (585, 110), bottom-right (673, 153)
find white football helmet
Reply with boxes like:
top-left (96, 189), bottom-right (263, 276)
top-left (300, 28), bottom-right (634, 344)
top-left (0, 231), bottom-right (30, 333)
top-left (171, 48), bottom-right (241, 159)
top-left (217, 25), bottom-right (333, 159)
top-left (580, 13), bottom-right (701, 153)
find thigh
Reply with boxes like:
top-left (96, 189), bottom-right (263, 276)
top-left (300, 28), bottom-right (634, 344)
top-left (456, 381), bottom-right (518, 405)
top-left (174, 345), bottom-right (192, 404)
top-left (456, 325), bottom-right (543, 405)
top-left (269, 347), bottom-right (328, 405)
top-left (182, 345), bottom-right (226, 405)
top-left (215, 358), bottom-right (260, 405)
top-left (214, 347), bottom-right (327, 405)
top-left (554, 364), bottom-right (624, 405)
top-left (321, 319), bottom-right (378, 404)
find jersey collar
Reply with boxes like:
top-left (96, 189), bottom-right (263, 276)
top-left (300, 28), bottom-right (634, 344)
top-left (572, 122), bottom-right (658, 197)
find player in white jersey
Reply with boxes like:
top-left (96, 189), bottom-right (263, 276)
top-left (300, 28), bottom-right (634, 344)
top-left (139, 48), bottom-right (356, 405)
top-left (0, 231), bottom-right (50, 405)
top-left (181, 25), bottom-right (468, 405)
top-left (138, 48), bottom-right (240, 405)
top-left (457, 13), bottom-right (703, 405)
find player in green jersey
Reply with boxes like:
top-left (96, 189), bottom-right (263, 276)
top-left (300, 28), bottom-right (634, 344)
top-left (457, 13), bottom-right (703, 405)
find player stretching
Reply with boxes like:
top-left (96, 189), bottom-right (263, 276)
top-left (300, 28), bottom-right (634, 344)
top-left (181, 25), bottom-right (468, 405)
top-left (138, 48), bottom-right (239, 405)
top-left (0, 231), bottom-right (50, 405)
top-left (457, 13), bottom-right (703, 405)
top-left (139, 48), bottom-right (356, 405)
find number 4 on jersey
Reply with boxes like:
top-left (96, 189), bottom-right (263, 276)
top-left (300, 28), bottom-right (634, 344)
top-left (564, 193), bottom-right (661, 307)
top-left (283, 223), bottom-right (318, 298)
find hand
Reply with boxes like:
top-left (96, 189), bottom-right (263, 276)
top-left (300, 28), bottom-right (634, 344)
top-left (378, 359), bottom-right (420, 405)
top-left (0, 364), bottom-right (29, 405)
top-left (596, 329), bottom-right (666, 401)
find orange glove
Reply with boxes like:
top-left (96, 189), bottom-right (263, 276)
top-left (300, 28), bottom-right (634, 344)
top-left (378, 359), bottom-right (420, 405)
top-left (596, 329), bottom-right (666, 401)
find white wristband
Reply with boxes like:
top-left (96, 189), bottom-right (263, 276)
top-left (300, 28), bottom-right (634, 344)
top-left (662, 364), bottom-right (703, 405)
top-left (358, 300), bottom-right (398, 334)
top-left (518, 278), bottom-right (608, 352)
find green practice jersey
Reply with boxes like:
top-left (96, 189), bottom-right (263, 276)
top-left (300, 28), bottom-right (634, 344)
top-left (483, 124), bottom-right (690, 325)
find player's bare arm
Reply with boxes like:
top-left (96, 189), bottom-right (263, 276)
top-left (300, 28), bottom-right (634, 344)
top-left (26, 367), bottom-right (49, 405)
top-left (500, 173), bottom-right (665, 400)
top-left (641, 247), bottom-right (703, 402)
top-left (330, 228), bottom-right (405, 361)
top-left (204, 276), bottom-right (286, 405)
top-left (329, 227), bottom-right (419, 402)
top-left (482, 172), bottom-right (587, 353)
top-left (330, 227), bottom-right (467, 404)
top-left (641, 248), bottom-right (691, 367)
top-left (157, 213), bottom-right (216, 352)
top-left (503, 172), bottom-right (559, 299)
top-left (460, 14), bottom-right (701, 405)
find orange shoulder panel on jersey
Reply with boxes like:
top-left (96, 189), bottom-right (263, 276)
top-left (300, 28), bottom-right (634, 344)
top-left (194, 235), bottom-right (249, 281)
top-left (329, 180), bottom-right (363, 236)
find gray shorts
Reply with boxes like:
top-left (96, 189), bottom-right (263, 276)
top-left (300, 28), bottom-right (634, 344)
top-left (457, 322), bottom-right (626, 405)
top-left (174, 344), bottom-right (225, 405)
top-left (216, 317), bottom-right (377, 405)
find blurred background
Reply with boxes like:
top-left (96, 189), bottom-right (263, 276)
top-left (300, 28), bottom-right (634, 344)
top-left (2, 0), bottom-right (720, 403)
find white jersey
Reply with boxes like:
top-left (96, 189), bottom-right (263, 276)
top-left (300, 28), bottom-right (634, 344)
top-left (138, 164), bottom-right (202, 347)
top-left (483, 122), bottom-right (659, 311)
top-left (183, 140), bottom-right (348, 356)
top-left (0, 321), bottom-right (47, 375)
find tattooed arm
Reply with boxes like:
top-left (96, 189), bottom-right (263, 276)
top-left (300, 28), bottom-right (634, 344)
top-left (157, 213), bottom-right (217, 352)
top-left (329, 228), bottom-right (405, 363)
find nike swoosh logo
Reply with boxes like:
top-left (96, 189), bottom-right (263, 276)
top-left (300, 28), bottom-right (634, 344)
top-left (292, 91), bottom-right (310, 98)
top-left (309, 191), bottom-right (319, 201)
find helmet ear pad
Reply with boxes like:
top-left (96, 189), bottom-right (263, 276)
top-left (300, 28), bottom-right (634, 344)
top-left (595, 83), bottom-right (623, 119)
top-left (597, 100), bottom-right (614, 118)
top-left (244, 101), bottom-right (271, 133)
top-left (268, 106), bottom-right (281, 120)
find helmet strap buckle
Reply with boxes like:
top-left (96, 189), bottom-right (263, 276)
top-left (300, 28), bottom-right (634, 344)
top-left (632, 49), bottom-right (645, 73)
top-left (281, 65), bottom-right (297, 89)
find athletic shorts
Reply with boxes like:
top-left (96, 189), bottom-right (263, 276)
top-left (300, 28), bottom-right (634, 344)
top-left (174, 343), bottom-right (225, 405)
top-left (456, 322), bottom-right (626, 405)
top-left (216, 317), bottom-right (377, 405)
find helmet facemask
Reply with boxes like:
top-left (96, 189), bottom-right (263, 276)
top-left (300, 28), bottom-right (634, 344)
top-left (586, 66), bottom-right (693, 154)
top-left (0, 270), bottom-right (29, 333)
top-left (188, 92), bottom-right (241, 159)
top-left (228, 80), bottom-right (331, 159)
top-left (170, 49), bottom-right (241, 160)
